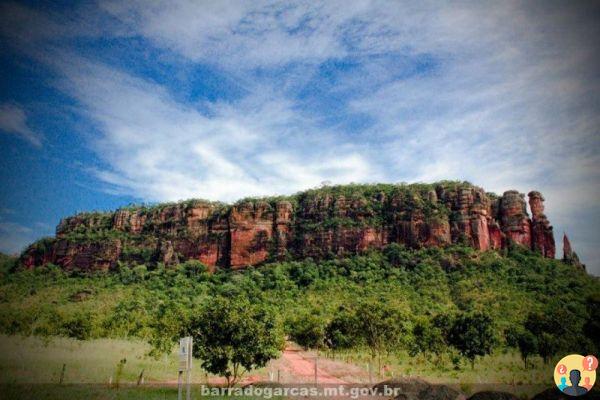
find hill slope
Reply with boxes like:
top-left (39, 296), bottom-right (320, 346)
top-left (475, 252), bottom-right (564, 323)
top-left (1, 244), bottom-right (598, 375)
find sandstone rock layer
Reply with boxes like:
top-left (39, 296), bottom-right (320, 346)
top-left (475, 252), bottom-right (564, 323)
top-left (20, 182), bottom-right (557, 272)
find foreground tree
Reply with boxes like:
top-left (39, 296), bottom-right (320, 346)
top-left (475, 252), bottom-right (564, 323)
top-left (449, 311), bottom-right (496, 369)
top-left (356, 301), bottom-right (407, 375)
top-left (506, 327), bottom-right (538, 368)
top-left (524, 307), bottom-right (578, 364)
top-left (189, 296), bottom-right (284, 387)
top-left (409, 316), bottom-right (446, 362)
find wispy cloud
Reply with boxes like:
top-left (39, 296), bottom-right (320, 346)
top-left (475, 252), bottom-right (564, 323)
top-left (0, 222), bottom-right (34, 255)
top-left (48, 57), bottom-right (378, 202)
top-left (0, 104), bottom-right (43, 147)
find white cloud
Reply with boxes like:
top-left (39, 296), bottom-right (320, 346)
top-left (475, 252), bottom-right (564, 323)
top-left (0, 104), bottom-right (43, 147)
top-left (46, 57), bottom-right (378, 202)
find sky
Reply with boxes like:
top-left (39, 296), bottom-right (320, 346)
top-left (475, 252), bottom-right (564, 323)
top-left (0, 1), bottom-right (598, 274)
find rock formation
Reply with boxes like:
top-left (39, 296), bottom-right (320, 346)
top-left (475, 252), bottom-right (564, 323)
top-left (528, 191), bottom-right (555, 258)
top-left (19, 182), bottom-right (560, 272)
top-left (563, 233), bottom-right (585, 269)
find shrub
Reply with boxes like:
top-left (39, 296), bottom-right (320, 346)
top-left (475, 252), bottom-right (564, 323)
top-left (289, 312), bottom-right (326, 350)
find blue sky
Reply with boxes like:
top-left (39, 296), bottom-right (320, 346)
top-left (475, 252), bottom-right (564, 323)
top-left (0, 1), bottom-right (598, 274)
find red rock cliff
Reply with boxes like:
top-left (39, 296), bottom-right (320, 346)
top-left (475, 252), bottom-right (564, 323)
top-left (20, 182), bottom-right (558, 272)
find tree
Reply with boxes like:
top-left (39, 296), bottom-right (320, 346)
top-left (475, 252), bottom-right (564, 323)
top-left (356, 301), bottom-right (407, 375)
top-left (524, 309), bottom-right (573, 364)
top-left (61, 311), bottom-right (93, 340)
top-left (325, 306), bottom-right (360, 350)
top-left (148, 301), bottom-right (190, 357)
top-left (448, 311), bottom-right (496, 369)
top-left (290, 312), bottom-right (326, 350)
top-left (506, 327), bottom-right (538, 368)
top-left (409, 317), bottom-right (446, 361)
top-left (325, 301), bottom-right (406, 374)
top-left (189, 296), bottom-right (284, 387)
top-left (584, 294), bottom-right (600, 353)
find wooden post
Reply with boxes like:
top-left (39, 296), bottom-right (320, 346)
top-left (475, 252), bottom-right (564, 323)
top-left (178, 336), bottom-right (193, 400)
top-left (177, 371), bottom-right (183, 400)
top-left (137, 369), bottom-right (144, 386)
top-left (186, 368), bottom-right (192, 400)
top-left (59, 363), bottom-right (66, 385)
top-left (277, 369), bottom-right (281, 383)
top-left (186, 337), bottom-right (192, 400)
top-left (314, 356), bottom-right (318, 384)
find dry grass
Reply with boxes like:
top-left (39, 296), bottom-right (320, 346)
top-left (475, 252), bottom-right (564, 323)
top-left (0, 335), bottom-right (550, 398)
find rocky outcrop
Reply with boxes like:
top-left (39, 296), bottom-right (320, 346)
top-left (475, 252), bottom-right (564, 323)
top-left (528, 191), bottom-right (555, 258)
top-left (19, 182), bottom-right (561, 273)
top-left (22, 238), bottom-right (121, 272)
top-left (563, 233), bottom-right (585, 269)
top-left (499, 190), bottom-right (531, 248)
top-left (229, 201), bottom-right (274, 268)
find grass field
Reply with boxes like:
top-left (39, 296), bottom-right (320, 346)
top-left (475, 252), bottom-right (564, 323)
top-left (0, 335), bottom-right (181, 384)
top-left (0, 334), bottom-right (552, 386)
top-left (0, 335), bottom-right (274, 399)
top-left (0, 334), bottom-right (557, 399)
top-left (324, 349), bottom-right (552, 386)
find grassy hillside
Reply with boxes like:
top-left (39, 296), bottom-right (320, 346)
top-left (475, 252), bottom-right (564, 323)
top-left (1, 244), bottom-right (598, 375)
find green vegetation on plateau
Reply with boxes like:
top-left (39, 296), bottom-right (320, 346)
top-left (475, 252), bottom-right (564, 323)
top-left (1, 242), bottom-right (598, 379)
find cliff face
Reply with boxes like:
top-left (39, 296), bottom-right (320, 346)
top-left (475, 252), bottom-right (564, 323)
top-left (20, 182), bottom-right (557, 272)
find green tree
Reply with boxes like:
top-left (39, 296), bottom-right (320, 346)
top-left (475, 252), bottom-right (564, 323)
top-left (524, 309), bottom-right (575, 364)
top-left (149, 301), bottom-right (190, 357)
top-left (189, 296), bottom-right (284, 387)
top-left (448, 311), bottom-right (496, 369)
top-left (409, 317), bottom-right (446, 361)
top-left (584, 294), bottom-right (600, 353)
top-left (355, 300), bottom-right (407, 375)
top-left (506, 327), bottom-right (538, 368)
top-left (289, 312), bottom-right (326, 350)
top-left (325, 306), bottom-right (360, 350)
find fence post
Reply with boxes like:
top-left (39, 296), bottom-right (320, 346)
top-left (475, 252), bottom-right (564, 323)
top-left (137, 369), bottom-right (144, 386)
top-left (177, 371), bottom-right (183, 400)
top-left (59, 363), bottom-right (66, 385)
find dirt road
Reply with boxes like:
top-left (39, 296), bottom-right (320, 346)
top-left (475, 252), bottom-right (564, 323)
top-left (279, 347), bottom-right (346, 384)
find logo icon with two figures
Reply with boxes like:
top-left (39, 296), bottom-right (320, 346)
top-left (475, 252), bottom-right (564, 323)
top-left (554, 354), bottom-right (598, 396)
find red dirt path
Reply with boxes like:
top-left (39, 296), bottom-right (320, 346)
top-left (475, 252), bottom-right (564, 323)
top-left (279, 347), bottom-right (346, 384)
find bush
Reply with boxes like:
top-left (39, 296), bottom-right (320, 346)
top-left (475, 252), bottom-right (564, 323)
top-left (289, 312), bottom-right (326, 349)
top-left (61, 312), bottom-right (94, 340)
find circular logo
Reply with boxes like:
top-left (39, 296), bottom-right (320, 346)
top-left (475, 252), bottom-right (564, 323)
top-left (554, 354), bottom-right (597, 396)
